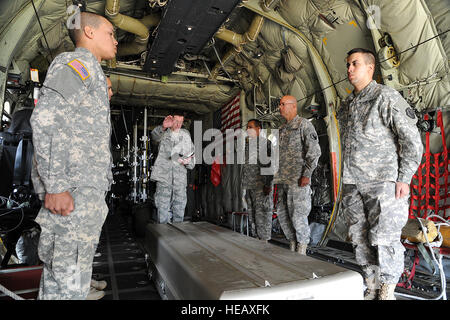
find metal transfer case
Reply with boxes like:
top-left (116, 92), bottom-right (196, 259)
top-left (144, 221), bottom-right (364, 300)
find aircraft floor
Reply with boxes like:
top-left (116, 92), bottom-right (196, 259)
top-left (91, 212), bottom-right (449, 300)
top-left (91, 213), bottom-right (160, 300)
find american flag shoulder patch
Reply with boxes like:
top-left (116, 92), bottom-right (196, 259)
top-left (68, 59), bottom-right (90, 80)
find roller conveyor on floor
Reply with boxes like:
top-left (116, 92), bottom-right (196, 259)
top-left (144, 221), bottom-right (364, 300)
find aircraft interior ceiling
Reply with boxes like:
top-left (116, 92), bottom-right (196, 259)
top-left (0, 0), bottom-right (449, 302)
top-left (0, 0), bottom-right (448, 119)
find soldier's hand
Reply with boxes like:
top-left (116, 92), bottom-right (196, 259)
top-left (177, 156), bottom-right (192, 166)
top-left (395, 182), bottom-right (410, 199)
top-left (162, 115), bottom-right (174, 130)
top-left (263, 185), bottom-right (272, 196)
top-left (44, 191), bottom-right (74, 216)
top-left (298, 176), bottom-right (310, 187)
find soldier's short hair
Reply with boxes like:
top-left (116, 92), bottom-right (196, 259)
top-left (347, 48), bottom-right (376, 66)
top-left (68, 11), bottom-right (107, 45)
top-left (247, 119), bottom-right (262, 128)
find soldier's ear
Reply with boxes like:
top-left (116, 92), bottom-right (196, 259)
top-left (83, 25), bottom-right (95, 40)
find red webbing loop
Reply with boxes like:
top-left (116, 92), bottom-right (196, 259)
top-left (409, 110), bottom-right (450, 222)
top-left (397, 250), bottom-right (420, 289)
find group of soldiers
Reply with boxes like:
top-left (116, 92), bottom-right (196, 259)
top-left (242, 97), bottom-right (321, 258)
top-left (123, 45), bottom-right (424, 301)
top-left (149, 95), bottom-right (320, 261)
top-left (240, 48), bottom-right (423, 301)
top-left (30, 11), bottom-right (423, 301)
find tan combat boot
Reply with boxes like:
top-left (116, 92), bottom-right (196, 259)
top-left (364, 277), bottom-right (378, 300)
top-left (296, 243), bottom-right (307, 255)
top-left (289, 240), bottom-right (297, 251)
top-left (91, 279), bottom-right (107, 291)
top-left (86, 287), bottom-right (105, 300)
top-left (378, 283), bottom-right (396, 300)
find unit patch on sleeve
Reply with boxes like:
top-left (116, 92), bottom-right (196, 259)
top-left (405, 107), bottom-right (416, 119)
top-left (68, 59), bottom-right (90, 80)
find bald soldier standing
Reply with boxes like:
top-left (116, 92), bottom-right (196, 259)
top-left (273, 96), bottom-right (321, 255)
top-left (30, 12), bottom-right (117, 299)
top-left (338, 48), bottom-right (423, 300)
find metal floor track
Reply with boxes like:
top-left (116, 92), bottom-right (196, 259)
top-left (91, 213), bottom-right (160, 300)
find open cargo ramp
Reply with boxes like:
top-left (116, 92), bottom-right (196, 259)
top-left (144, 221), bottom-right (363, 300)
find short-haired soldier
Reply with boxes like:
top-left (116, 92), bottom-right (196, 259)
top-left (337, 48), bottom-right (423, 300)
top-left (31, 12), bottom-right (117, 299)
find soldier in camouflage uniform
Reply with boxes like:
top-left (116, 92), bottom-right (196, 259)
top-left (242, 119), bottom-right (273, 241)
top-left (337, 48), bottom-right (423, 300)
top-left (30, 12), bottom-right (117, 299)
top-left (85, 75), bottom-right (114, 300)
top-left (151, 115), bottom-right (195, 224)
top-left (273, 95), bottom-right (322, 255)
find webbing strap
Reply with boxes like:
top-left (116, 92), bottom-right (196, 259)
top-left (409, 110), bottom-right (450, 221)
top-left (0, 283), bottom-right (25, 300)
top-left (417, 243), bottom-right (436, 275)
top-left (272, 184), bottom-right (278, 218)
top-left (397, 250), bottom-right (420, 289)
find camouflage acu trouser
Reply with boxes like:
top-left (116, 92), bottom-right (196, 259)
top-left (341, 182), bottom-right (409, 284)
top-left (37, 188), bottom-right (108, 300)
top-left (275, 184), bottom-right (312, 244)
top-left (154, 181), bottom-right (187, 224)
top-left (245, 189), bottom-right (273, 241)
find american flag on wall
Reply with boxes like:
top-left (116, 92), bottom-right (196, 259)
top-left (220, 94), bottom-right (241, 132)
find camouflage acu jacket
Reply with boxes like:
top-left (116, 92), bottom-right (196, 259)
top-left (30, 47), bottom-right (113, 195)
top-left (150, 125), bottom-right (195, 186)
top-left (242, 135), bottom-right (273, 189)
top-left (337, 80), bottom-right (423, 184)
top-left (273, 115), bottom-right (321, 185)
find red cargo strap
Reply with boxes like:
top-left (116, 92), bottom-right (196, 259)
top-left (409, 110), bottom-right (450, 222)
top-left (397, 250), bottom-right (420, 289)
top-left (272, 184), bottom-right (278, 219)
